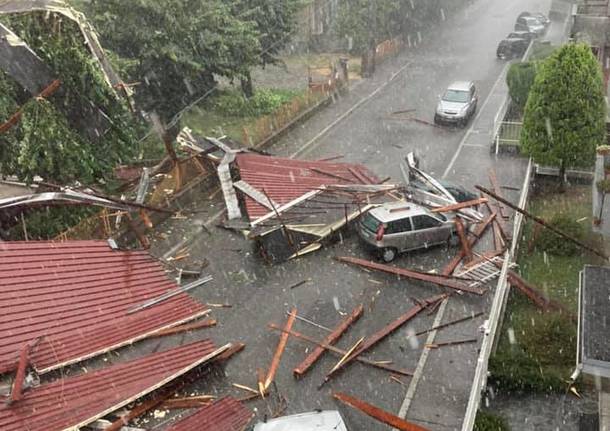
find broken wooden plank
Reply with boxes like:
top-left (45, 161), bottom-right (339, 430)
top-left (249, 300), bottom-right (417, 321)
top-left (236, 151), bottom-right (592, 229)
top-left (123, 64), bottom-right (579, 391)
top-left (410, 311), bottom-right (485, 339)
top-left (128, 276), bottom-right (213, 314)
top-left (337, 256), bottom-right (485, 295)
top-left (507, 271), bottom-right (576, 321)
top-left (8, 342), bottom-right (30, 404)
top-left (477, 185), bottom-right (609, 260)
top-left (293, 304), bottom-right (364, 378)
top-left (309, 167), bottom-right (354, 183)
top-left (323, 294), bottom-right (446, 382)
top-left (333, 392), bottom-right (430, 431)
top-left (488, 169), bottom-right (509, 219)
top-left (215, 342), bottom-right (246, 363)
top-left (431, 198), bottom-right (488, 213)
top-left (347, 167), bottom-right (371, 185)
top-left (264, 308), bottom-right (297, 391)
top-left (442, 211), bottom-right (497, 276)
top-left (327, 337), bottom-right (364, 377)
top-left (454, 216), bottom-right (472, 263)
top-left (160, 395), bottom-right (215, 410)
top-left (151, 319), bottom-right (217, 337)
top-left (426, 338), bottom-right (478, 348)
top-left (268, 323), bottom-right (413, 376)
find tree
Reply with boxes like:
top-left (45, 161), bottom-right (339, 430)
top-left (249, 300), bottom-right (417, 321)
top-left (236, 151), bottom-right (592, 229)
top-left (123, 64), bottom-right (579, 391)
top-left (0, 12), bottom-right (137, 185)
top-left (90, 0), bottom-right (261, 122)
top-left (521, 43), bottom-right (607, 190)
top-left (232, 0), bottom-right (302, 97)
top-left (506, 61), bottom-right (537, 112)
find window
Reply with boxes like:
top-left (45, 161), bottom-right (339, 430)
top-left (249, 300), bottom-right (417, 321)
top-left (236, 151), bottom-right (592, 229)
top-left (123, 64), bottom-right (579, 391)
top-left (412, 215), bottom-right (442, 230)
top-left (361, 213), bottom-right (381, 233)
top-left (385, 218), bottom-right (412, 234)
top-left (442, 89), bottom-right (470, 103)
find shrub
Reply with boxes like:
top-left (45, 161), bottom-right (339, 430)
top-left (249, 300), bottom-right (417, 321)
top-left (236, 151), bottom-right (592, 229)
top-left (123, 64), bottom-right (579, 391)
top-left (474, 411), bottom-right (510, 431)
top-left (210, 89), bottom-right (299, 117)
top-left (506, 62), bottom-right (537, 111)
top-left (536, 215), bottom-right (583, 256)
top-left (597, 179), bottom-right (610, 194)
top-left (489, 348), bottom-right (566, 393)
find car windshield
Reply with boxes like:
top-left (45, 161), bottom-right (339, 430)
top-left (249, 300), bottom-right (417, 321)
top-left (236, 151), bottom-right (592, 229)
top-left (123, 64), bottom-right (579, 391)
top-left (443, 89), bottom-right (470, 103)
top-left (361, 212), bottom-right (382, 233)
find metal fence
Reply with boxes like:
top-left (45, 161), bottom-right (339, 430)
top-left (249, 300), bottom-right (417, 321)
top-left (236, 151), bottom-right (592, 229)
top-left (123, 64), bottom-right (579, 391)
top-left (461, 159), bottom-right (534, 431)
top-left (496, 120), bottom-right (523, 149)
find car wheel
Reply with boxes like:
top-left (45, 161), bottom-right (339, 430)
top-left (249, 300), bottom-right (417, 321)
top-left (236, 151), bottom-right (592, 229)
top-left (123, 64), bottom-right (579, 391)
top-left (380, 247), bottom-right (398, 263)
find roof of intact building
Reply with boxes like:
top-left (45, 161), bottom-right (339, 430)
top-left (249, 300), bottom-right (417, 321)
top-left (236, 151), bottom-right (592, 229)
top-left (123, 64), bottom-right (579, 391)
top-left (579, 265), bottom-right (610, 378)
top-left (165, 396), bottom-right (253, 431)
top-left (0, 240), bottom-right (208, 375)
top-left (0, 340), bottom-right (228, 431)
top-left (235, 153), bottom-right (381, 219)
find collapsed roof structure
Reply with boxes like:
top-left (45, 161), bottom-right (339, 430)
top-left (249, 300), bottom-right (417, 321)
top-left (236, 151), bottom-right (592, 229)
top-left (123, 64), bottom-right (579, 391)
top-left (0, 239), bottom-right (252, 430)
top-left (0, 240), bottom-right (210, 374)
top-left (0, 340), bottom-right (229, 431)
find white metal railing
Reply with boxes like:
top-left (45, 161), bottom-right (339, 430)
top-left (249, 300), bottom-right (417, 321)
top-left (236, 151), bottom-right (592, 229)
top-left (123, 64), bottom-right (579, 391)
top-left (461, 159), bottom-right (533, 431)
top-left (493, 38), bottom-right (536, 154)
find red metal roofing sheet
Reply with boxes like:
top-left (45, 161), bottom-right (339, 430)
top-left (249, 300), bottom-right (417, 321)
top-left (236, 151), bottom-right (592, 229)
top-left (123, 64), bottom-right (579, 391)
top-left (0, 240), bottom-right (208, 374)
top-left (165, 397), bottom-right (253, 431)
top-left (0, 339), bottom-right (224, 431)
top-left (235, 153), bottom-right (380, 218)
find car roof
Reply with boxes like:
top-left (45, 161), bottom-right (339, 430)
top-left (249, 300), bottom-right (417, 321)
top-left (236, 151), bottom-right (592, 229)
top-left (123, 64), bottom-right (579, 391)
top-left (254, 411), bottom-right (348, 431)
top-left (447, 81), bottom-right (473, 91)
top-left (368, 201), bottom-right (432, 223)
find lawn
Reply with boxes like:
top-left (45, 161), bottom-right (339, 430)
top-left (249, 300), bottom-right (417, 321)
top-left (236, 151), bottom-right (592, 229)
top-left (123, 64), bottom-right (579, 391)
top-left (490, 181), bottom-right (606, 393)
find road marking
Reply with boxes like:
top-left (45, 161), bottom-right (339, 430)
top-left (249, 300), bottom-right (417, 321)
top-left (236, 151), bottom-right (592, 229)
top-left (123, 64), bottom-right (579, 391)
top-left (290, 61), bottom-right (413, 158)
top-left (397, 298), bottom-right (449, 421)
top-left (441, 62), bottom-right (511, 179)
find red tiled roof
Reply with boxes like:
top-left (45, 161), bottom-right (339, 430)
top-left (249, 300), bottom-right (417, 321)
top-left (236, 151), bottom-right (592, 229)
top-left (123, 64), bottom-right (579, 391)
top-left (0, 340), bottom-right (226, 431)
top-left (165, 397), bottom-right (253, 431)
top-left (235, 153), bottom-right (380, 218)
top-left (0, 240), bottom-right (208, 374)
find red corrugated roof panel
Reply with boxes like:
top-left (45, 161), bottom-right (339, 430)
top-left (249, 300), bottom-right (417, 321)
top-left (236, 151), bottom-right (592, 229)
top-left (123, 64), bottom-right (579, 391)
top-left (165, 397), bottom-right (253, 431)
top-left (235, 153), bottom-right (380, 218)
top-left (0, 340), bottom-right (226, 431)
top-left (0, 240), bottom-right (208, 374)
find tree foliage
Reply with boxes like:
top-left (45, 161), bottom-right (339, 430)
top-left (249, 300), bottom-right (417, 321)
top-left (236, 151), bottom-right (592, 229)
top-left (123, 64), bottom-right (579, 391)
top-left (90, 0), bottom-right (261, 120)
top-left (521, 44), bottom-right (607, 177)
top-left (506, 61), bottom-right (537, 111)
top-left (0, 12), bottom-right (138, 185)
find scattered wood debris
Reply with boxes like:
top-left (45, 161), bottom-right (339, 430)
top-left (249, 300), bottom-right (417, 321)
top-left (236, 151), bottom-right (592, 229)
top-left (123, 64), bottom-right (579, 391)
top-left (268, 324), bottom-right (413, 376)
top-left (293, 305), bottom-right (363, 378)
top-left (333, 392), bottom-right (430, 431)
top-left (263, 308), bottom-right (297, 392)
top-left (337, 256), bottom-right (485, 295)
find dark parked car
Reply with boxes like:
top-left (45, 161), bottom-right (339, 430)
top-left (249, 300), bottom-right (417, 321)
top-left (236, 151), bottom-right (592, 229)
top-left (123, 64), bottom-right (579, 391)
top-left (507, 31), bottom-right (536, 43)
top-left (515, 15), bottom-right (545, 34)
top-left (497, 37), bottom-right (530, 60)
top-left (518, 11), bottom-right (550, 27)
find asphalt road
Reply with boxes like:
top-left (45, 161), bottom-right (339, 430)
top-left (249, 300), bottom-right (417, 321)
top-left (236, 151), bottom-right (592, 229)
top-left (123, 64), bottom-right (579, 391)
top-left (139, 0), bottom-right (561, 430)
top-left (269, 0), bottom-right (550, 181)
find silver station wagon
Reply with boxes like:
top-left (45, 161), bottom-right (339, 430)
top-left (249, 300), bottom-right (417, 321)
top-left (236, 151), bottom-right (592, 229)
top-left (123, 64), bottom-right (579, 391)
top-left (357, 202), bottom-right (458, 262)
